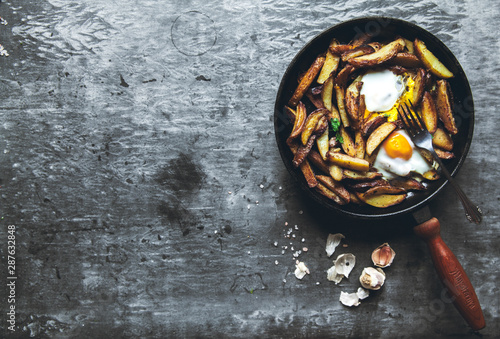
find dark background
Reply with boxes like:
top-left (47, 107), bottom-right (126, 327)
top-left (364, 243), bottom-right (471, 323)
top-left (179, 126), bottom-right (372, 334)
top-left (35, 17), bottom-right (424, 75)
top-left (0, 0), bottom-right (498, 338)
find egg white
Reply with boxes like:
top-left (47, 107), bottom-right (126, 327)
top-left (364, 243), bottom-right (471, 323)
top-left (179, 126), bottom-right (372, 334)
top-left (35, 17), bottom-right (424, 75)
top-left (360, 69), bottom-right (405, 112)
top-left (373, 130), bottom-right (432, 179)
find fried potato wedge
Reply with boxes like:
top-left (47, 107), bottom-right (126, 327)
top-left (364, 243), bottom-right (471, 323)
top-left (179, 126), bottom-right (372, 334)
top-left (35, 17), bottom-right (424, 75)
top-left (366, 122), bottom-right (397, 155)
top-left (317, 39), bottom-right (341, 84)
top-left (432, 127), bottom-right (453, 151)
top-left (316, 128), bottom-right (330, 160)
top-left (387, 52), bottom-right (422, 68)
top-left (422, 169), bottom-right (440, 181)
top-left (414, 38), bottom-right (453, 79)
top-left (420, 91), bottom-right (438, 133)
top-left (334, 64), bottom-right (355, 87)
top-left (361, 114), bottom-right (387, 137)
top-left (356, 191), bottom-right (407, 208)
top-left (349, 179), bottom-right (389, 191)
top-left (342, 169), bottom-right (382, 181)
top-left (362, 185), bottom-right (406, 197)
top-left (435, 80), bottom-right (458, 135)
top-left (354, 130), bottom-right (365, 159)
top-left (287, 101), bottom-right (307, 143)
top-left (316, 175), bottom-right (350, 203)
top-left (435, 148), bottom-right (455, 159)
top-left (345, 79), bottom-right (363, 124)
top-left (329, 164), bottom-right (344, 181)
top-left (301, 109), bottom-right (328, 145)
top-left (390, 177), bottom-right (426, 191)
top-left (334, 85), bottom-right (350, 128)
top-left (315, 183), bottom-right (346, 205)
top-left (293, 135), bottom-right (317, 167)
top-left (305, 88), bottom-right (325, 109)
top-left (321, 75), bottom-right (335, 113)
top-left (412, 68), bottom-right (426, 106)
top-left (340, 126), bottom-right (356, 157)
top-left (289, 142), bottom-right (318, 188)
top-left (307, 150), bottom-right (329, 174)
top-left (327, 152), bottom-right (370, 172)
top-left (341, 45), bottom-right (375, 62)
top-left (348, 38), bottom-right (405, 67)
top-left (288, 56), bottom-right (326, 107)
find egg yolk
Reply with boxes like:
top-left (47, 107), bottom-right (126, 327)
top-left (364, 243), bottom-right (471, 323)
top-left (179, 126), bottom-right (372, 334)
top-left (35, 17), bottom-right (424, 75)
top-left (384, 132), bottom-right (413, 160)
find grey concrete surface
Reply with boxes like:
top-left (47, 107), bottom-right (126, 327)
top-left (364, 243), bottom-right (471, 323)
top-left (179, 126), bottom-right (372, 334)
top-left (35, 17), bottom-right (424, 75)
top-left (0, 0), bottom-right (499, 338)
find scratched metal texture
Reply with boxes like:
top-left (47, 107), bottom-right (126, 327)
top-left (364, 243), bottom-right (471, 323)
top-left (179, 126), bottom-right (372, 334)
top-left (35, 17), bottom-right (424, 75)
top-left (0, 0), bottom-right (498, 338)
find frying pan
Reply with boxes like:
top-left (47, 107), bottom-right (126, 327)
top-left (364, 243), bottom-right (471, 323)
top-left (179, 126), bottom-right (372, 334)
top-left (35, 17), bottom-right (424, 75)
top-left (274, 17), bottom-right (485, 330)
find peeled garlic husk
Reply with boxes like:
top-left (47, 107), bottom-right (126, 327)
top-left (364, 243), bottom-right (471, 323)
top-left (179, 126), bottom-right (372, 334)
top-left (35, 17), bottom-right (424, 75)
top-left (356, 287), bottom-right (370, 300)
top-left (326, 233), bottom-right (345, 257)
top-left (339, 291), bottom-right (361, 307)
top-left (334, 253), bottom-right (356, 278)
top-left (327, 253), bottom-right (356, 284)
top-left (371, 243), bottom-right (396, 268)
top-left (359, 267), bottom-right (386, 290)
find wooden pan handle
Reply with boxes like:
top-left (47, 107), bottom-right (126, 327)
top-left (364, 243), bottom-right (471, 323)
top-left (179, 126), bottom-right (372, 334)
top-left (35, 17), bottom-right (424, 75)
top-left (414, 217), bottom-right (485, 331)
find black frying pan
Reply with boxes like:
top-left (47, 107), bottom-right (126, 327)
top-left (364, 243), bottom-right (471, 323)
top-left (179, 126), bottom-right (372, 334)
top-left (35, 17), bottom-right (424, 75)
top-left (274, 17), bottom-right (484, 330)
top-left (274, 17), bottom-right (474, 220)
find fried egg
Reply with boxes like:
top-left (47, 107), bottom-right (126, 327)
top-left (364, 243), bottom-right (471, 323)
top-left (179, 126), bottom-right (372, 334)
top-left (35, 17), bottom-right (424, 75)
top-left (373, 129), bottom-right (431, 179)
top-left (360, 69), bottom-right (415, 122)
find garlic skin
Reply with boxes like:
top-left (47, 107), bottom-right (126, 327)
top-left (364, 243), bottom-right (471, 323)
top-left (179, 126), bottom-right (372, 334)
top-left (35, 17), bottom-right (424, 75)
top-left (326, 233), bottom-right (345, 257)
top-left (371, 243), bottom-right (396, 268)
top-left (326, 253), bottom-right (356, 284)
top-left (359, 267), bottom-right (386, 290)
top-left (294, 261), bottom-right (310, 280)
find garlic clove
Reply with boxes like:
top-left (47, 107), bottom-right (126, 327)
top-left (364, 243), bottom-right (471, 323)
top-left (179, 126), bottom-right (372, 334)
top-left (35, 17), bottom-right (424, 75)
top-left (326, 233), bottom-right (345, 257)
top-left (371, 243), bottom-right (396, 268)
top-left (334, 253), bottom-right (356, 278)
top-left (359, 267), bottom-right (386, 290)
top-left (294, 261), bottom-right (310, 280)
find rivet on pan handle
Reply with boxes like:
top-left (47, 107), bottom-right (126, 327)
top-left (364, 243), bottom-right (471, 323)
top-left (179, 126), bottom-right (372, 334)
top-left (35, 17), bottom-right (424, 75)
top-left (414, 217), bottom-right (485, 331)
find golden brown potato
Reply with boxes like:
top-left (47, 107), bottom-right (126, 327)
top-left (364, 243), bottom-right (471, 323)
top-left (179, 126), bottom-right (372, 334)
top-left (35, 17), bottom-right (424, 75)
top-left (354, 130), bottom-right (366, 159)
top-left (287, 101), bottom-right (306, 143)
top-left (342, 170), bottom-right (382, 181)
top-left (356, 191), bottom-right (407, 208)
top-left (387, 52), bottom-right (422, 68)
top-left (422, 169), bottom-right (440, 180)
top-left (293, 135), bottom-right (317, 167)
top-left (301, 109), bottom-right (327, 145)
top-left (315, 183), bottom-right (346, 205)
top-left (362, 185), bottom-right (406, 197)
top-left (390, 177), bottom-right (426, 191)
top-left (348, 38), bottom-right (405, 67)
top-left (316, 128), bottom-right (329, 160)
top-left (317, 39), bottom-right (341, 84)
top-left (329, 163), bottom-right (344, 181)
top-left (316, 175), bottom-right (350, 203)
top-left (420, 91), bottom-right (438, 133)
top-left (345, 78), bottom-right (363, 124)
top-left (334, 64), bottom-right (355, 87)
top-left (414, 38), bottom-right (454, 79)
top-left (341, 45), bottom-right (375, 62)
top-left (340, 126), bottom-right (356, 157)
top-left (432, 127), bottom-right (453, 151)
top-left (334, 85), bottom-right (350, 128)
top-left (288, 56), bottom-right (326, 107)
top-left (366, 122), bottom-right (397, 155)
top-left (321, 76), bottom-right (335, 113)
top-left (361, 114), bottom-right (387, 137)
top-left (327, 152), bottom-right (370, 172)
top-left (411, 68), bottom-right (426, 106)
top-left (307, 150), bottom-right (329, 173)
top-left (435, 80), bottom-right (458, 135)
